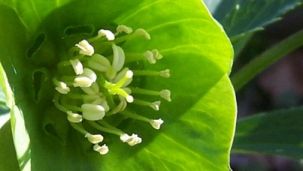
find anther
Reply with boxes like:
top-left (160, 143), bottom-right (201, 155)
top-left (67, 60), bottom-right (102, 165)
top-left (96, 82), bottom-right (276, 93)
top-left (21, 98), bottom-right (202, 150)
top-left (131, 87), bottom-right (171, 101)
top-left (75, 40), bottom-right (94, 56)
top-left (70, 59), bottom-right (84, 75)
top-left (81, 104), bottom-right (105, 121)
top-left (120, 133), bottom-right (142, 146)
top-left (73, 76), bottom-right (93, 87)
top-left (149, 119), bottom-right (164, 130)
top-left (160, 89), bottom-right (171, 102)
top-left (152, 49), bottom-right (163, 60)
top-left (134, 28), bottom-right (151, 40)
top-left (85, 133), bottom-right (104, 144)
top-left (93, 144), bottom-right (109, 155)
top-left (159, 69), bottom-right (170, 78)
top-left (134, 99), bottom-right (161, 111)
top-left (54, 80), bottom-right (70, 94)
top-left (116, 25), bottom-right (133, 34)
top-left (67, 111), bottom-right (83, 123)
top-left (144, 50), bottom-right (156, 64)
top-left (98, 29), bottom-right (115, 41)
top-left (73, 68), bottom-right (97, 87)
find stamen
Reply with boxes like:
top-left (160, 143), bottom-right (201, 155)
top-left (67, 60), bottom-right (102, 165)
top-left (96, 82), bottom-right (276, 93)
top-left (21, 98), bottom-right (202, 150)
top-left (88, 54), bottom-right (111, 72)
top-left (75, 40), bottom-right (94, 56)
top-left (93, 144), bottom-right (109, 155)
top-left (149, 119), bottom-right (164, 130)
top-left (82, 68), bottom-right (97, 82)
top-left (160, 89), bottom-right (171, 102)
top-left (143, 49), bottom-right (163, 64)
top-left (144, 50), bottom-right (156, 64)
top-left (134, 99), bottom-right (161, 111)
top-left (54, 80), bottom-right (70, 94)
top-left (70, 123), bottom-right (88, 135)
top-left (70, 59), bottom-right (83, 75)
top-left (81, 83), bottom-right (100, 95)
top-left (110, 97), bottom-right (127, 115)
top-left (85, 133), bottom-right (104, 144)
top-left (116, 25), bottom-right (133, 34)
top-left (131, 87), bottom-right (171, 102)
top-left (112, 44), bottom-right (125, 72)
top-left (73, 68), bottom-right (97, 87)
top-left (151, 49), bottom-right (163, 60)
top-left (133, 69), bottom-right (170, 78)
top-left (122, 111), bottom-right (150, 122)
top-left (120, 133), bottom-right (142, 146)
top-left (53, 94), bottom-right (69, 112)
top-left (98, 29), bottom-right (115, 41)
top-left (159, 69), bottom-right (170, 78)
top-left (73, 76), bottom-right (93, 87)
top-left (133, 28), bottom-right (151, 40)
top-left (81, 104), bottom-right (105, 121)
top-left (89, 121), bottom-right (123, 135)
top-left (67, 111), bottom-right (83, 123)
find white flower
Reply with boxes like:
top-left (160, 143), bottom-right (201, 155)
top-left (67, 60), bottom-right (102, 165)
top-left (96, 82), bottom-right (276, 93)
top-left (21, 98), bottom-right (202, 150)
top-left (149, 119), bottom-right (164, 130)
top-left (75, 40), bottom-right (94, 56)
top-left (66, 111), bottom-right (82, 123)
top-left (85, 133), bottom-right (104, 144)
top-left (93, 144), bottom-right (109, 155)
top-left (81, 104), bottom-right (105, 121)
top-left (98, 29), bottom-right (115, 41)
top-left (55, 81), bottom-right (70, 94)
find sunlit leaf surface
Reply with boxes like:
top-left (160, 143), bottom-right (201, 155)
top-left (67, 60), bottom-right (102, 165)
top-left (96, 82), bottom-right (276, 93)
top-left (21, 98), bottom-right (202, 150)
top-left (0, 0), bottom-right (235, 170)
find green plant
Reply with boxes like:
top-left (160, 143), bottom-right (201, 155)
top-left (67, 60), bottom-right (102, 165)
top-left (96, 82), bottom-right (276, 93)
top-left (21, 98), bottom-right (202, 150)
top-left (0, 0), bottom-right (302, 170)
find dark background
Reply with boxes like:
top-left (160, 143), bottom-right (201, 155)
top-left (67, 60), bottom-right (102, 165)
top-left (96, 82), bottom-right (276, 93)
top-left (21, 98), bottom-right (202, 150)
top-left (230, 6), bottom-right (303, 171)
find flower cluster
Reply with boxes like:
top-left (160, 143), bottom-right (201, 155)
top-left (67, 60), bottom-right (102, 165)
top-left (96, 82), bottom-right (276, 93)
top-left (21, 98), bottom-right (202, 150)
top-left (52, 25), bottom-right (171, 155)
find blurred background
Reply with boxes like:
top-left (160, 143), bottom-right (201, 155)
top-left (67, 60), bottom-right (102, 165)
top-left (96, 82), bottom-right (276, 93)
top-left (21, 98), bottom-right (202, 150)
top-left (230, 6), bottom-right (303, 171)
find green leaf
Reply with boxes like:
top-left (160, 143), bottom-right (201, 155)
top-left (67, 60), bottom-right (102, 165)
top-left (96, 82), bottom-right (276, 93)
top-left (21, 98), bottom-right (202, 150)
top-left (233, 107), bottom-right (303, 159)
top-left (0, 0), bottom-right (71, 33)
top-left (212, 0), bottom-right (302, 38)
top-left (204, 0), bottom-right (302, 55)
top-left (0, 121), bottom-right (20, 171)
top-left (0, 0), bottom-right (235, 170)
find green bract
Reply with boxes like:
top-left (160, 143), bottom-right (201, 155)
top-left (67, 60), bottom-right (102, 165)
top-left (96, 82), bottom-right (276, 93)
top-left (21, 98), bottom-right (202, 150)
top-left (0, 0), bottom-right (235, 170)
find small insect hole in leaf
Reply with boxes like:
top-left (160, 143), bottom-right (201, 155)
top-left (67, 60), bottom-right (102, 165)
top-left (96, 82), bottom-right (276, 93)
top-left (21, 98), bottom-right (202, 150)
top-left (27, 33), bottom-right (46, 58)
top-left (44, 123), bottom-right (62, 142)
top-left (64, 25), bottom-right (94, 36)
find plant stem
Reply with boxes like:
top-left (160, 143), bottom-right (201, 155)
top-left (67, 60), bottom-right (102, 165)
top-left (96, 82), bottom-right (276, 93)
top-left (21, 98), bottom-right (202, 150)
top-left (231, 29), bottom-right (303, 91)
